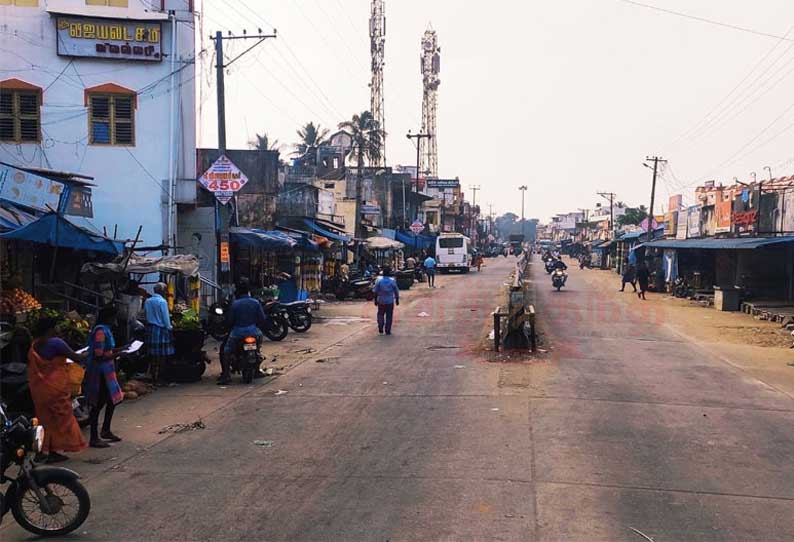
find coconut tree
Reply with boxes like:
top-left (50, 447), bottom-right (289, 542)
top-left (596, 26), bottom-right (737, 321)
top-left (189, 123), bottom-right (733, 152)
top-left (249, 132), bottom-right (280, 151)
top-left (294, 122), bottom-right (330, 160)
top-left (338, 111), bottom-right (383, 239)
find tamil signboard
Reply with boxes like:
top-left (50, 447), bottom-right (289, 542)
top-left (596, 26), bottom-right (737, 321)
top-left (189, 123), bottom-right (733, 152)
top-left (0, 163), bottom-right (64, 212)
top-left (675, 210), bottom-right (688, 239)
top-left (426, 178), bottom-right (460, 189)
top-left (56, 16), bottom-right (163, 62)
top-left (687, 205), bottom-right (702, 238)
top-left (715, 199), bottom-right (732, 234)
top-left (198, 155), bottom-right (248, 205)
top-left (410, 220), bottom-right (424, 234)
top-left (65, 186), bottom-right (93, 218)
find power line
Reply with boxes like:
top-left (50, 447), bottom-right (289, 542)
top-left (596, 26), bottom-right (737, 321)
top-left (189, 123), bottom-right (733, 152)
top-left (666, 21), bottom-right (794, 150)
top-left (621, 0), bottom-right (794, 42)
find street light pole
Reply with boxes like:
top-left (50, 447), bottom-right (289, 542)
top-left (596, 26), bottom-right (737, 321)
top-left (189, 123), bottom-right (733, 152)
top-left (519, 185), bottom-right (528, 239)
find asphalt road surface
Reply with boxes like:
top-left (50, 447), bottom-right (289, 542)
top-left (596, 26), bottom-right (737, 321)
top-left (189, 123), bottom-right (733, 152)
top-left (7, 256), bottom-right (794, 541)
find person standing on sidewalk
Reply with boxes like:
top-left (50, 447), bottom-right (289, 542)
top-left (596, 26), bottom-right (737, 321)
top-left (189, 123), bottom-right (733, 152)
top-left (424, 255), bottom-right (437, 288)
top-left (373, 266), bottom-right (400, 335)
top-left (144, 283), bottom-right (174, 386)
top-left (85, 304), bottom-right (125, 448)
top-left (636, 262), bottom-right (650, 300)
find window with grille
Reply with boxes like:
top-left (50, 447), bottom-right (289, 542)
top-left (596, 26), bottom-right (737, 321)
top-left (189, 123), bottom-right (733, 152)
top-left (0, 90), bottom-right (41, 143)
top-left (88, 93), bottom-right (135, 146)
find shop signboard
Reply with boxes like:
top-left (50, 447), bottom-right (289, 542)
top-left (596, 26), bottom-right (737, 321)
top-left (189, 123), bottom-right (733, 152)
top-left (664, 211), bottom-right (678, 237)
top-left (715, 199), bottom-right (732, 233)
top-left (361, 204), bottom-right (380, 215)
top-left (198, 155), bottom-right (248, 205)
top-left (0, 163), bottom-right (64, 212)
top-left (426, 178), bottom-right (460, 189)
top-left (56, 16), bottom-right (163, 62)
top-left (676, 210), bottom-right (688, 239)
top-left (410, 220), bottom-right (424, 234)
top-left (317, 189), bottom-right (336, 216)
top-left (687, 205), bottom-right (701, 238)
top-left (65, 186), bottom-right (93, 218)
top-left (783, 190), bottom-right (794, 233)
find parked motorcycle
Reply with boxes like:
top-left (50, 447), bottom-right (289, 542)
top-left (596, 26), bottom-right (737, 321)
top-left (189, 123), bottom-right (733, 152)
top-left (333, 275), bottom-right (374, 301)
top-left (0, 404), bottom-right (91, 536)
top-left (267, 300), bottom-right (312, 333)
top-left (552, 268), bottom-right (567, 291)
top-left (673, 277), bottom-right (693, 298)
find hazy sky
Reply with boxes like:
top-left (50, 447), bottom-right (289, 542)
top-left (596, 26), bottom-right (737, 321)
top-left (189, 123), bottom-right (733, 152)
top-left (197, 0), bottom-right (794, 221)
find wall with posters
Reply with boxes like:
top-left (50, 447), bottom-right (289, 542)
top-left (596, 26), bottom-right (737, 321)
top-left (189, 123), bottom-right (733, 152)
top-left (715, 199), bottom-right (733, 234)
top-left (0, 2), bottom-right (196, 247)
top-left (687, 205), bottom-right (702, 238)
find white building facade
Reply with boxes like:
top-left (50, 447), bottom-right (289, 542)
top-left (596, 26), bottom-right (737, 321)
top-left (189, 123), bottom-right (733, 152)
top-left (0, 0), bottom-right (195, 248)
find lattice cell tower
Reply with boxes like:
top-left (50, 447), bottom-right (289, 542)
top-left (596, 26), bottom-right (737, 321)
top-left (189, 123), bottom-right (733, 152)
top-left (369, 0), bottom-right (386, 166)
top-left (420, 25), bottom-right (440, 178)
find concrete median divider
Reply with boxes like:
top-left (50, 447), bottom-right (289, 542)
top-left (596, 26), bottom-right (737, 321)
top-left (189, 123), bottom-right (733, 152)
top-left (493, 252), bottom-right (536, 352)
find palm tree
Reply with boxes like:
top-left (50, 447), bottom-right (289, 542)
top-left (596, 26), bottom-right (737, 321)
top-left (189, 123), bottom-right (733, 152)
top-left (338, 111), bottom-right (383, 239)
top-left (294, 122), bottom-right (330, 159)
top-left (249, 132), bottom-right (280, 151)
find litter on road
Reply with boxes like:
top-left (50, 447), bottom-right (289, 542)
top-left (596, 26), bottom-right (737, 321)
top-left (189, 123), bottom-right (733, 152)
top-left (253, 440), bottom-right (274, 447)
top-left (158, 420), bottom-right (206, 434)
top-left (418, 312), bottom-right (430, 317)
top-left (274, 390), bottom-right (289, 396)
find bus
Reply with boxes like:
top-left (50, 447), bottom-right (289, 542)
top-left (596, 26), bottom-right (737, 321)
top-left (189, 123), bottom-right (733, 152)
top-left (435, 233), bottom-right (471, 273)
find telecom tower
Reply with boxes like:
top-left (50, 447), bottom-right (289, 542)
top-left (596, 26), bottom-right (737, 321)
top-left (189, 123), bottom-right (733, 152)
top-left (420, 25), bottom-right (440, 178)
top-left (369, 0), bottom-right (386, 166)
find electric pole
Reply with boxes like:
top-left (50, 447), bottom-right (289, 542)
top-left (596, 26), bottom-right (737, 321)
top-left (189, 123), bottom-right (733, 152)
top-left (644, 156), bottom-right (666, 243)
top-left (406, 130), bottom-right (432, 220)
top-left (519, 185), bottom-right (528, 239)
top-left (597, 191), bottom-right (617, 239)
top-left (210, 29), bottom-right (276, 292)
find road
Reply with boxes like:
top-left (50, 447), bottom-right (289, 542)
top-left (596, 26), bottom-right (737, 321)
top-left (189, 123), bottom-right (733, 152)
top-left (7, 256), bottom-right (794, 541)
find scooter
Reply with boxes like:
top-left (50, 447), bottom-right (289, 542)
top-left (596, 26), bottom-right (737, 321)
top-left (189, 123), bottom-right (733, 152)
top-left (552, 268), bottom-right (567, 291)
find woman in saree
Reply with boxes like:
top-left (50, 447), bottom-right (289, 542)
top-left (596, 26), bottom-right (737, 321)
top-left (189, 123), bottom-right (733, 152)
top-left (27, 317), bottom-right (87, 463)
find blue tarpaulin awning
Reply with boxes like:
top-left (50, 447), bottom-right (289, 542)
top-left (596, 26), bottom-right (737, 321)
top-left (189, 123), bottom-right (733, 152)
top-left (230, 228), bottom-right (297, 250)
top-left (395, 230), bottom-right (435, 249)
top-left (0, 212), bottom-right (122, 255)
top-left (641, 236), bottom-right (794, 250)
top-left (302, 219), bottom-right (351, 243)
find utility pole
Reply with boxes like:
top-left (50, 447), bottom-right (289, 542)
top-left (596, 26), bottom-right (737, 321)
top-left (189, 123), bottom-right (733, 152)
top-left (469, 185), bottom-right (480, 242)
top-left (644, 156), bottom-right (666, 243)
top-left (519, 185), bottom-right (528, 239)
top-left (210, 29), bottom-right (277, 291)
top-left (406, 130), bottom-right (432, 220)
top-left (597, 191), bottom-right (617, 239)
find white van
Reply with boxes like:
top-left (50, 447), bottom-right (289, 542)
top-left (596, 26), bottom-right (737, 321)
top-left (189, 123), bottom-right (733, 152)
top-left (435, 233), bottom-right (470, 273)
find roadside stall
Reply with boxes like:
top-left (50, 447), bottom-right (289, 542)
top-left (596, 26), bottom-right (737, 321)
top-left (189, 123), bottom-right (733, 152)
top-left (229, 227), bottom-right (297, 300)
top-left (80, 253), bottom-right (206, 383)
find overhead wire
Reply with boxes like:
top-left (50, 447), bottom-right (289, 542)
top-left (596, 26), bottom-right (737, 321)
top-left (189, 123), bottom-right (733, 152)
top-left (620, 0), bottom-right (794, 42)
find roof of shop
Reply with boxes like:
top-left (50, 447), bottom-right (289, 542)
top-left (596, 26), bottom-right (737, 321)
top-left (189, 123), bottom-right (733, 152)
top-left (230, 228), bottom-right (297, 251)
top-left (302, 219), bottom-right (351, 243)
top-left (0, 212), bottom-right (122, 255)
top-left (642, 236), bottom-right (794, 250)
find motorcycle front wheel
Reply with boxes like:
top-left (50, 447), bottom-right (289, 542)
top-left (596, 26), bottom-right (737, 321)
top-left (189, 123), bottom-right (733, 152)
top-left (263, 317), bottom-right (289, 341)
top-left (12, 476), bottom-right (90, 537)
top-left (289, 312), bottom-right (312, 332)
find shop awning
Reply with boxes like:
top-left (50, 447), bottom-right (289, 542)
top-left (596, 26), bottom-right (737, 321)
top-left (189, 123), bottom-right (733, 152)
top-left (302, 219), bottom-right (351, 243)
top-left (0, 212), bottom-right (122, 255)
top-left (0, 202), bottom-right (38, 232)
top-left (395, 230), bottom-right (435, 249)
top-left (81, 254), bottom-right (200, 277)
top-left (230, 228), bottom-right (297, 250)
top-left (641, 236), bottom-right (794, 250)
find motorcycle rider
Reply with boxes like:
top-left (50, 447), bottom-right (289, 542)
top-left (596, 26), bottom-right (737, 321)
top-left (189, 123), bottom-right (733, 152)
top-left (551, 258), bottom-right (568, 285)
top-left (218, 278), bottom-right (267, 385)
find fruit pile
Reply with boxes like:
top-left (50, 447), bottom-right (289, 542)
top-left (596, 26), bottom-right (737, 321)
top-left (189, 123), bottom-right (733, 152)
top-left (0, 288), bottom-right (41, 314)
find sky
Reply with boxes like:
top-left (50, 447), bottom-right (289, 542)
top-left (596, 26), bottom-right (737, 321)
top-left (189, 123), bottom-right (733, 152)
top-left (197, 0), bottom-right (794, 222)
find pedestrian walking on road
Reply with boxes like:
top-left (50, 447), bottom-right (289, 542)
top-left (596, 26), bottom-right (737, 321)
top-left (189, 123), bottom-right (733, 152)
top-left (636, 262), bottom-right (650, 300)
top-left (424, 255), bottom-right (437, 288)
top-left (620, 264), bottom-right (637, 292)
top-left (144, 282), bottom-right (174, 386)
top-left (373, 266), bottom-right (399, 335)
